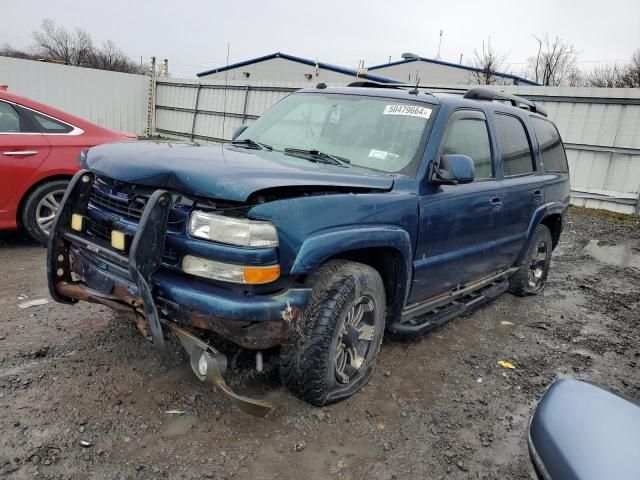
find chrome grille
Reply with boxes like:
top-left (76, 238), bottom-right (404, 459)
top-left (89, 181), bottom-right (148, 220)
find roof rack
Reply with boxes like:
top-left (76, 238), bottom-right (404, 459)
top-left (347, 80), bottom-right (405, 89)
top-left (463, 87), bottom-right (547, 117)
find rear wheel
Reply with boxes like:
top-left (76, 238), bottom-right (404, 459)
top-left (509, 224), bottom-right (553, 296)
top-left (280, 260), bottom-right (386, 406)
top-left (21, 180), bottom-right (69, 245)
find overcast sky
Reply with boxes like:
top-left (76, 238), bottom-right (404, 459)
top-left (2, 0), bottom-right (639, 78)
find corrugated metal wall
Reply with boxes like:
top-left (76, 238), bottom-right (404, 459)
top-left (0, 56), bottom-right (149, 135)
top-left (154, 78), bottom-right (301, 141)
top-left (154, 79), bottom-right (640, 215)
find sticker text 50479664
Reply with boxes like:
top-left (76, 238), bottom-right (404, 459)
top-left (383, 104), bottom-right (432, 119)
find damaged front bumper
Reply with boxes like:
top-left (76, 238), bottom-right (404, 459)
top-left (47, 170), bottom-right (311, 416)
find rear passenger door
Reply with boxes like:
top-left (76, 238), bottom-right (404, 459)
top-left (494, 112), bottom-right (545, 266)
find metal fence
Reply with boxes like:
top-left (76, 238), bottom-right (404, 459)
top-left (154, 78), bottom-right (302, 142)
top-left (154, 79), bottom-right (640, 215)
top-left (0, 56), bottom-right (149, 135)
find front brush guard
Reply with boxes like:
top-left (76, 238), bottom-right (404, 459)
top-left (48, 170), bottom-right (273, 417)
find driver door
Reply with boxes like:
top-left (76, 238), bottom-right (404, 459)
top-left (408, 110), bottom-right (504, 304)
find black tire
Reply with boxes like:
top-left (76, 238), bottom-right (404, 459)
top-left (280, 260), bottom-right (386, 406)
top-left (509, 224), bottom-right (553, 296)
top-left (20, 179), bottom-right (69, 245)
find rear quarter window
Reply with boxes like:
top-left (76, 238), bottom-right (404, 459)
top-left (494, 113), bottom-right (536, 176)
top-left (531, 117), bottom-right (568, 173)
top-left (28, 110), bottom-right (74, 134)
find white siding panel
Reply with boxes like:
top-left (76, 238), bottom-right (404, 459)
top-left (0, 56), bottom-right (148, 134)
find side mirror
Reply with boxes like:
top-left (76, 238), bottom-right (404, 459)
top-left (529, 379), bottom-right (640, 480)
top-left (231, 124), bottom-right (249, 141)
top-left (429, 154), bottom-right (475, 185)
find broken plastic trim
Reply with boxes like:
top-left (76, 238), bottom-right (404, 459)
top-left (165, 321), bottom-right (273, 417)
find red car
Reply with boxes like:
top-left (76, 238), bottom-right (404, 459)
top-left (0, 86), bottom-right (135, 244)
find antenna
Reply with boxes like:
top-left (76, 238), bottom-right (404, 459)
top-left (409, 76), bottom-right (420, 95)
top-left (436, 29), bottom-right (443, 60)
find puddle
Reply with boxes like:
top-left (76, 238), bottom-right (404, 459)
top-left (583, 240), bottom-right (640, 269)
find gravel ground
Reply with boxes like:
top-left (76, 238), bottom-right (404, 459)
top-left (0, 207), bottom-right (638, 480)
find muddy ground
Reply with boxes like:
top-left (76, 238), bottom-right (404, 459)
top-left (0, 207), bottom-right (638, 480)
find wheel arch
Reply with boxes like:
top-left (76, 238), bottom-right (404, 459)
top-left (290, 226), bottom-right (413, 324)
top-left (515, 202), bottom-right (566, 265)
top-left (540, 213), bottom-right (563, 249)
top-left (17, 174), bottom-right (72, 224)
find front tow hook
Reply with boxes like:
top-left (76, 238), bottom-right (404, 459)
top-left (164, 321), bottom-right (273, 417)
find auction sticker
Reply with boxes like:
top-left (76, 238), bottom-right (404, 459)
top-left (383, 104), bottom-right (432, 119)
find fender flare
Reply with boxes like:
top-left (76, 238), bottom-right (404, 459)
top-left (290, 225), bottom-right (413, 306)
top-left (516, 201), bottom-right (566, 264)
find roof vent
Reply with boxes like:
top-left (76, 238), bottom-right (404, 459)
top-left (401, 53), bottom-right (419, 60)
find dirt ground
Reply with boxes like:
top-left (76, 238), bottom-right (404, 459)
top-left (0, 207), bottom-right (638, 480)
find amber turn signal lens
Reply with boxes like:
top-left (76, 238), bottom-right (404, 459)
top-left (71, 213), bottom-right (84, 232)
top-left (242, 265), bottom-right (280, 284)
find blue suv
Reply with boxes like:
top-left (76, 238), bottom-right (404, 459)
top-left (48, 84), bottom-right (570, 415)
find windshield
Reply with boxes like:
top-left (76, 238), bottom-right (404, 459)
top-left (237, 92), bottom-right (436, 175)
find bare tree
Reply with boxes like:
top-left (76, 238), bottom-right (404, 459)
top-left (584, 49), bottom-right (640, 87)
top-left (584, 63), bottom-right (625, 87)
top-left (620, 49), bottom-right (640, 87)
top-left (89, 41), bottom-right (143, 74)
top-left (32, 19), bottom-right (94, 66)
top-left (528, 34), bottom-right (578, 86)
top-left (24, 18), bottom-right (145, 74)
top-left (468, 38), bottom-right (509, 85)
top-left (0, 43), bottom-right (39, 61)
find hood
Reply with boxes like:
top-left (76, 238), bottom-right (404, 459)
top-left (83, 141), bottom-right (394, 202)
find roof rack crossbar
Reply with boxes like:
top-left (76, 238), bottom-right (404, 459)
top-left (463, 87), bottom-right (547, 117)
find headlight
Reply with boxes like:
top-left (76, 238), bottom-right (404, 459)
top-left (182, 255), bottom-right (280, 284)
top-left (189, 211), bottom-right (278, 247)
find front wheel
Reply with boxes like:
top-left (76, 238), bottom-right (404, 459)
top-left (21, 180), bottom-right (69, 245)
top-left (509, 224), bottom-right (553, 296)
top-left (280, 260), bottom-right (386, 406)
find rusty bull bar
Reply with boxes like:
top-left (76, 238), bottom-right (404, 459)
top-left (48, 170), bottom-right (273, 417)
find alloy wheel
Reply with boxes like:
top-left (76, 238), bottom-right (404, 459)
top-left (335, 295), bottom-right (376, 384)
top-left (528, 240), bottom-right (548, 288)
top-left (35, 189), bottom-right (65, 236)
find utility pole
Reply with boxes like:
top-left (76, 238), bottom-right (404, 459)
top-left (436, 30), bottom-right (443, 60)
top-left (146, 57), bottom-right (156, 137)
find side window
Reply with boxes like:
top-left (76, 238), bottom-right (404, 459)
top-left (495, 114), bottom-right (535, 176)
top-left (29, 111), bottom-right (74, 134)
top-left (0, 101), bottom-right (21, 133)
top-left (531, 117), bottom-right (568, 172)
top-left (442, 117), bottom-right (493, 179)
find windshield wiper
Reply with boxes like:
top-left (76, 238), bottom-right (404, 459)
top-left (230, 138), bottom-right (273, 151)
top-left (284, 148), bottom-right (350, 166)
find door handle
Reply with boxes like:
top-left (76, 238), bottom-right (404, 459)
top-left (2, 150), bottom-right (38, 157)
top-left (490, 196), bottom-right (503, 211)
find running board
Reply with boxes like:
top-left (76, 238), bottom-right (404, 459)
top-left (388, 270), bottom-right (514, 337)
